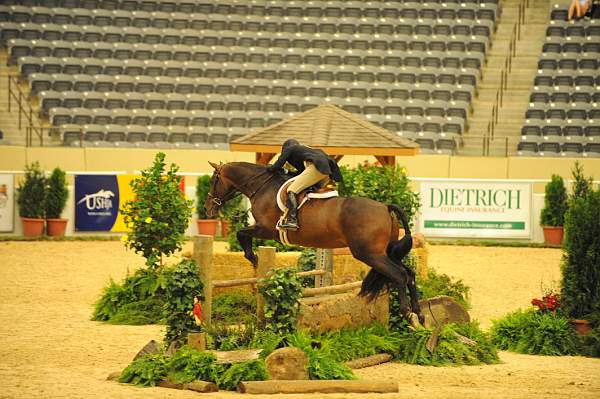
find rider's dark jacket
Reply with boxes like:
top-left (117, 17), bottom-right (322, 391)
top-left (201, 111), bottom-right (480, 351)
top-left (268, 144), bottom-right (343, 182)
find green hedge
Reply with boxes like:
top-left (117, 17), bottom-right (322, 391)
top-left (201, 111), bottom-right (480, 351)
top-left (490, 309), bottom-right (580, 356)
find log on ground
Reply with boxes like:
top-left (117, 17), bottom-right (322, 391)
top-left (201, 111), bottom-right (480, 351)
top-left (158, 379), bottom-right (218, 392)
top-left (237, 380), bottom-right (398, 394)
top-left (344, 354), bottom-right (392, 369)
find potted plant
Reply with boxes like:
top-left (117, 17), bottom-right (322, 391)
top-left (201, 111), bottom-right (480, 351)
top-left (45, 167), bottom-right (69, 237)
top-left (16, 162), bottom-right (46, 237)
top-left (196, 175), bottom-right (218, 236)
top-left (540, 174), bottom-right (567, 245)
top-left (561, 165), bottom-right (598, 336)
top-left (218, 194), bottom-right (243, 238)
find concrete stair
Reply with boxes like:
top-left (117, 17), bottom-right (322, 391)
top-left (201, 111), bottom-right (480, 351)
top-left (0, 51), bottom-right (44, 147)
top-left (459, 0), bottom-right (550, 156)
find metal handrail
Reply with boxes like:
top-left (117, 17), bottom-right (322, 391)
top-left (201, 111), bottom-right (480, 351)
top-left (485, 0), bottom-right (529, 155)
top-left (7, 74), bottom-right (44, 146)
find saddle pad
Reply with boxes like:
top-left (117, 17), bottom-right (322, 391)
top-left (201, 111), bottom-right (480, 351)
top-left (276, 177), bottom-right (338, 212)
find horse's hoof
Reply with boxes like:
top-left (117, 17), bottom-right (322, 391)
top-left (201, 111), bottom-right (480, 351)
top-left (408, 312), bottom-right (423, 329)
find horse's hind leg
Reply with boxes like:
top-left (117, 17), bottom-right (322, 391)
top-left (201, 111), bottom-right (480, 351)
top-left (352, 251), bottom-right (416, 325)
top-left (403, 266), bottom-right (424, 324)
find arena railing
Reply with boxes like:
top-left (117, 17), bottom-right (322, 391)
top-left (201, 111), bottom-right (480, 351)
top-left (7, 74), bottom-right (44, 147)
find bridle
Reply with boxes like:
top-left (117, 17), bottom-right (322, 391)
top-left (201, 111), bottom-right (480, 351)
top-left (207, 164), bottom-right (276, 207)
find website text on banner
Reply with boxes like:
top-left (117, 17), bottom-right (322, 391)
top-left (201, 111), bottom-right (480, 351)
top-left (0, 174), bottom-right (14, 232)
top-left (419, 180), bottom-right (532, 238)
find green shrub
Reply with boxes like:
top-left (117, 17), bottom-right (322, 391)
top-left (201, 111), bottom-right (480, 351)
top-left (540, 174), bottom-right (568, 227)
top-left (215, 360), bottom-right (269, 390)
top-left (419, 269), bottom-right (471, 309)
top-left (319, 324), bottom-right (400, 362)
top-left (296, 249), bottom-right (317, 288)
top-left (338, 163), bottom-right (420, 226)
top-left (91, 268), bottom-right (170, 324)
top-left (44, 167), bottom-right (68, 219)
top-left (258, 268), bottom-right (303, 335)
top-left (570, 161), bottom-right (593, 201)
top-left (490, 309), bottom-right (580, 356)
top-left (163, 259), bottom-right (204, 347)
top-left (118, 354), bottom-right (168, 387)
top-left (16, 161), bottom-right (46, 218)
top-left (561, 187), bottom-right (600, 319)
top-left (196, 175), bottom-right (212, 220)
top-left (580, 327), bottom-right (600, 357)
top-left (212, 291), bottom-right (256, 324)
top-left (167, 346), bottom-right (216, 384)
top-left (121, 152), bottom-right (193, 269)
top-left (286, 330), bottom-right (355, 380)
top-left (394, 322), bottom-right (499, 366)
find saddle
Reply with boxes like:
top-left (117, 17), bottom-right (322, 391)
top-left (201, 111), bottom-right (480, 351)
top-left (275, 176), bottom-right (338, 244)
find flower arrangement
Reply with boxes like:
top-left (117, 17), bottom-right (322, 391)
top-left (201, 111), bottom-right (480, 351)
top-left (531, 292), bottom-right (560, 313)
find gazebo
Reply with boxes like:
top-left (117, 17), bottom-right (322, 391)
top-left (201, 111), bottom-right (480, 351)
top-left (230, 104), bottom-right (419, 167)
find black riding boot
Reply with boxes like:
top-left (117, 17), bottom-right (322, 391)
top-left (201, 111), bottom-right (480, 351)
top-left (281, 192), bottom-right (299, 230)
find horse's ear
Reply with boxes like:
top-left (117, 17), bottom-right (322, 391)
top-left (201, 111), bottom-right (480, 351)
top-left (208, 161), bottom-right (219, 169)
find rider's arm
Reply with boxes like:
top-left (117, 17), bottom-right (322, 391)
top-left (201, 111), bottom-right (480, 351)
top-left (267, 147), bottom-right (293, 171)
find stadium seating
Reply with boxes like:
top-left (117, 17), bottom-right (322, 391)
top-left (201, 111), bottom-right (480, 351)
top-left (0, 0), bottom-right (501, 149)
top-left (518, 4), bottom-right (599, 158)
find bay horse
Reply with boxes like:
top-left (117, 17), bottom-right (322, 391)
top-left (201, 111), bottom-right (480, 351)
top-left (204, 161), bottom-right (424, 325)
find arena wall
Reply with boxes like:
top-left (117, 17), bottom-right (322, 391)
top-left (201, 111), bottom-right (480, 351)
top-left (2, 146), bottom-right (600, 185)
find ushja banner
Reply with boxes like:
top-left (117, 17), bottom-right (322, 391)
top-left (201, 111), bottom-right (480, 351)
top-left (419, 180), bottom-right (532, 238)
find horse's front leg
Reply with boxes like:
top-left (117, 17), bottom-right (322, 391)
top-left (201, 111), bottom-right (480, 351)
top-left (237, 225), bottom-right (259, 267)
top-left (236, 224), bottom-right (275, 267)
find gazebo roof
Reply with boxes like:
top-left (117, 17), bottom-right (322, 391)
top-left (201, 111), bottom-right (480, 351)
top-left (230, 104), bottom-right (419, 157)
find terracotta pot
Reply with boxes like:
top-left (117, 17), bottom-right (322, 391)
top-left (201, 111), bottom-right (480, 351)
top-left (542, 226), bottom-right (564, 245)
top-left (21, 217), bottom-right (45, 237)
top-left (197, 219), bottom-right (218, 236)
top-left (46, 218), bottom-right (68, 237)
top-left (220, 220), bottom-right (230, 238)
top-left (571, 319), bottom-right (592, 336)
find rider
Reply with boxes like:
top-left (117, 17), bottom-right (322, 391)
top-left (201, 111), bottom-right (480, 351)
top-left (267, 139), bottom-right (343, 230)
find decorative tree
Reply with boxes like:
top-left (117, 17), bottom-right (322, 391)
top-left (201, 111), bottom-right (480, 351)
top-left (45, 167), bottom-right (68, 219)
top-left (338, 163), bottom-right (420, 226)
top-left (561, 180), bottom-right (600, 319)
top-left (121, 152), bottom-right (193, 269)
top-left (540, 174), bottom-right (568, 227)
top-left (16, 161), bottom-right (46, 219)
top-left (570, 161), bottom-right (593, 202)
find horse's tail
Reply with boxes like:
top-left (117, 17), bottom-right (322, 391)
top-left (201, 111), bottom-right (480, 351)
top-left (359, 204), bottom-right (412, 301)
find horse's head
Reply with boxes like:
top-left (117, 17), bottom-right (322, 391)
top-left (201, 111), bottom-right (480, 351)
top-left (204, 161), bottom-right (237, 218)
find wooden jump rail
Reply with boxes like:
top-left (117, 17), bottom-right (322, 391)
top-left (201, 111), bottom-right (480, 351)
top-left (212, 269), bottom-right (326, 288)
top-left (192, 235), bottom-right (363, 327)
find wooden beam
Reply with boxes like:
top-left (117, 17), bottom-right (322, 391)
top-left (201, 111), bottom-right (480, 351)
top-left (345, 354), bottom-right (393, 369)
top-left (256, 152), bottom-right (275, 165)
top-left (302, 281), bottom-right (362, 297)
top-left (237, 380), bottom-right (399, 394)
top-left (212, 269), bottom-right (325, 288)
top-left (375, 155), bottom-right (396, 167)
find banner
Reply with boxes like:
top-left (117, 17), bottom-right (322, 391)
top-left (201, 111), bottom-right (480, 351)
top-left (75, 174), bottom-right (186, 232)
top-left (0, 174), bottom-right (14, 232)
top-left (419, 180), bottom-right (532, 238)
top-left (75, 174), bottom-right (134, 232)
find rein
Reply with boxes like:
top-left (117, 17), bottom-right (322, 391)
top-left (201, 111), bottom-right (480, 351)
top-left (209, 165), bottom-right (276, 205)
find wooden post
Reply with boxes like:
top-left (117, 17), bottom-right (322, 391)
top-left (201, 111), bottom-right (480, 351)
top-left (193, 235), bottom-right (213, 328)
top-left (315, 249), bottom-right (333, 287)
top-left (256, 246), bottom-right (276, 326)
top-left (187, 332), bottom-right (206, 351)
